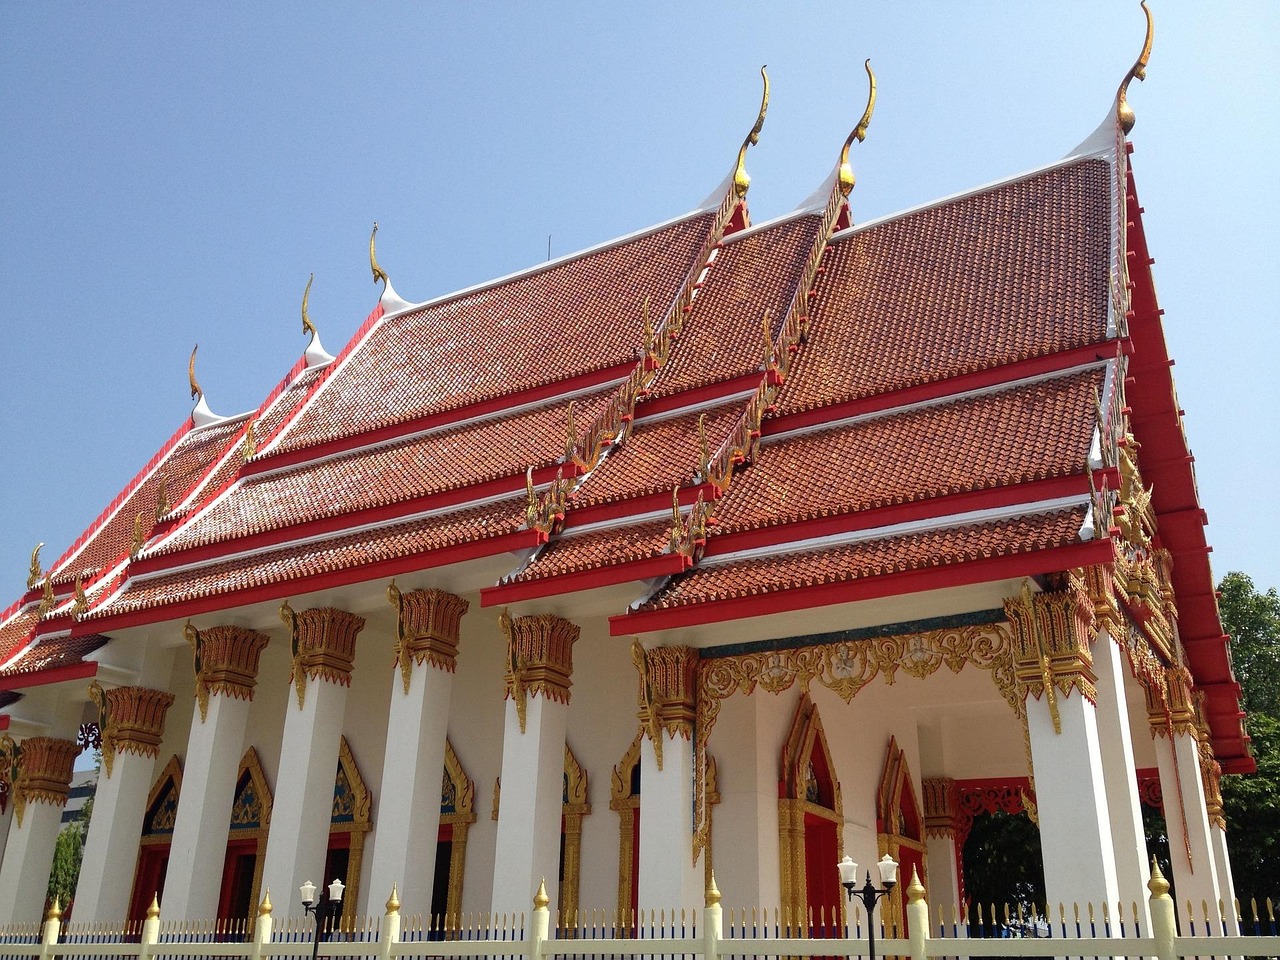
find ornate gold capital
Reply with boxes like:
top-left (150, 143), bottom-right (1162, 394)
top-left (184, 622), bottom-right (270, 722)
top-left (280, 603), bottom-right (365, 708)
top-left (386, 582), bottom-right (470, 693)
top-left (499, 610), bottom-right (578, 733)
top-left (89, 682), bottom-right (175, 777)
top-left (1004, 577), bottom-right (1099, 731)
top-left (631, 641), bottom-right (697, 771)
top-left (3, 737), bottom-right (78, 825)
top-left (1145, 664), bottom-right (1197, 739)
top-left (921, 777), bottom-right (958, 839)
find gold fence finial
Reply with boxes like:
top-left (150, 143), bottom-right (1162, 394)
top-left (370, 222), bottom-right (389, 287)
top-left (907, 866), bottom-right (926, 903)
top-left (46, 897), bottom-right (62, 922)
top-left (534, 878), bottom-right (550, 910)
top-left (1148, 856), bottom-right (1170, 897)
top-left (188, 344), bottom-right (202, 400)
top-left (732, 66), bottom-right (770, 199)
top-left (26, 542), bottom-right (43, 590)
top-left (301, 273), bottom-right (317, 337)
top-left (838, 60), bottom-right (877, 197)
top-left (706, 872), bottom-right (722, 907)
top-left (1117, 1), bottom-right (1155, 134)
top-left (259, 888), bottom-right (272, 916)
top-left (386, 884), bottom-right (401, 914)
top-left (147, 894), bottom-right (161, 919)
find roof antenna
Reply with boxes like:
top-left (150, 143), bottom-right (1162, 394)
top-left (547, 235), bottom-right (552, 261)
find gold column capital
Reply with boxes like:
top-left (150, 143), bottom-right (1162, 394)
top-left (631, 641), bottom-right (698, 771)
top-left (386, 583), bottom-right (470, 693)
top-left (184, 623), bottom-right (271, 721)
top-left (500, 610), bottom-right (578, 732)
top-left (89, 682), bottom-right (176, 777)
top-left (281, 604), bottom-right (366, 708)
top-left (1004, 576), bottom-right (1099, 731)
top-left (921, 776), bottom-right (958, 839)
top-left (2, 736), bottom-right (78, 826)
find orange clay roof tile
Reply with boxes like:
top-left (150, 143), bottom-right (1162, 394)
top-left (153, 388), bottom-right (614, 556)
top-left (0, 631), bottom-right (108, 679)
top-left (276, 212), bottom-right (717, 453)
top-left (639, 506), bottom-right (1088, 610)
top-left (647, 215), bottom-right (820, 400)
top-left (506, 519), bottom-right (672, 585)
top-left (776, 159), bottom-right (1111, 417)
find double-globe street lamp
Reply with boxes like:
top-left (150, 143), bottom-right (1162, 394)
top-left (300, 878), bottom-right (346, 960)
top-left (837, 854), bottom-right (899, 960)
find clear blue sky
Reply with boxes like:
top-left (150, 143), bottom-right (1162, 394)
top-left (2, 3), bottom-right (1277, 602)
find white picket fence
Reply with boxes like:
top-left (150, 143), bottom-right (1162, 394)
top-left (2, 867), bottom-right (1278, 960)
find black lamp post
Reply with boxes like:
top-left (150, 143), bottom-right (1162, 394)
top-left (300, 878), bottom-right (345, 960)
top-left (837, 854), bottom-right (899, 960)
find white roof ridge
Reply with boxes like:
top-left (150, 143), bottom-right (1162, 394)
top-left (718, 206), bottom-right (820, 246)
top-left (829, 140), bottom-right (1116, 244)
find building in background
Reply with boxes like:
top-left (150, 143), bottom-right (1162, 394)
top-left (0, 18), bottom-right (1251, 931)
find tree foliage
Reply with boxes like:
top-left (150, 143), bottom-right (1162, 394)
top-left (1218, 571), bottom-right (1280, 903)
top-left (46, 793), bottom-right (91, 913)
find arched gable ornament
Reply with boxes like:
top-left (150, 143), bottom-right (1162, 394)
top-left (230, 747), bottom-right (273, 832)
top-left (142, 755), bottom-right (183, 840)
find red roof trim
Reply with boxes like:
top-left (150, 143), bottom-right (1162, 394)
top-left (611, 538), bottom-right (1111, 635)
top-left (480, 551), bottom-right (687, 606)
top-left (81, 528), bottom-right (542, 634)
top-left (634, 372), bottom-right (762, 420)
top-left (0, 660), bottom-right (98, 692)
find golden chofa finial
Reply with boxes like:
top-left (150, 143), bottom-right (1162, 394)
top-left (370, 221), bottom-right (389, 288)
top-left (838, 59), bottom-right (877, 198)
top-left (1117, 1), bottom-right (1154, 135)
top-left (188, 344), bottom-right (202, 400)
top-left (301, 273), bottom-right (317, 337)
top-left (26, 542), bottom-right (44, 590)
top-left (732, 65), bottom-right (770, 199)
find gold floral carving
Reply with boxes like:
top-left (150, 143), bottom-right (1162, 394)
top-left (183, 622), bottom-right (270, 722)
top-left (630, 641), bottom-right (697, 772)
top-left (694, 622), bottom-right (1014, 859)
top-left (141, 755), bottom-right (182, 842)
top-left (561, 744), bottom-right (591, 920)
top-left (440, 739), bottom-right (476, 924)
top-left (88, 681), bottom-right (175, 778)
top-left (1192, 694), bottom-right (1226, 831)
top-left (280, 602), bottom-right (365, 709)
top-left (876, 737), bottom-right (926, 934)
top-left (386, 582), bottom-right (470, 693)
top-left (1003, 575), bottom-right (1099, 730)
top-left (37, 573), bottom-right (55, 616)
top-left (610, 733), bottom-right (642, 921)
top-left (499, 610), bottom-right (578, 733)
top-left (921, 777), bottom-right (958, 839)
top-left (2, 736), bottom-right (77, 826)
top-left (331, 736), bottom-right (372, 925)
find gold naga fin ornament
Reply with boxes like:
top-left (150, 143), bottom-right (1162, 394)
top-left (26, 542), bottom-right (43, 590)
top-left (301, 273), bottom-right (317, 337)
top-left (72, 575), bottom-right (88, 616)
top-left (838, 60), bottom-right (877, 198)
top-left (1117, 1), bottom-right (1154, 135)
top-left (370, 222), bottom-right (389, 288)
top-left (732, 65), bottom-right (770, 199)
top-left (188, 344), bottom-right (202, 400)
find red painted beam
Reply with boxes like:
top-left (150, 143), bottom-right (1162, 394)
top-left (0, 660), bottom-right (98, 692)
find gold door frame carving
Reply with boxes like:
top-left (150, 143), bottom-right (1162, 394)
top-left (441, 739), bottom-right (477, 924)
top-left (778, 693), bottom-right (844, 925)
top-left (228, 747), bottom-right (273, 922)
top-left (561, 743), bottom-right (591, 923)
top-left (610, 734), bottom-right (642, 921)
top-left (330, 736), bottom-right (372, 925)
top-left (876, 737), bottom-right (925, 933)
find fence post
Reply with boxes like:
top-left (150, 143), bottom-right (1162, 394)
top-left (906, 868), bottom-right (929, 960)
top-left (379, 885), bottom-right (401, 960)
top-left (247, 889), bottom-right (273, 960)
top-left (703, 874), bottom-right (723, 960)
top-left (139, 895), bottom-right (160, 960)
top-left (527, 880), bottom-right (550, 960)
top-left (39, 898), bottom-right (62, 960)
top-left (1147, 859), bottom-right (1177, 960)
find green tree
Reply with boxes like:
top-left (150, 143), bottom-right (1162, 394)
top-left (46, 792), bottom-right (91, 912)
top-left (1218, 571), bottom-right (1280, 903)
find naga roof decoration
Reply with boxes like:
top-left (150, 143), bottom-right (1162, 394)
top-left (0, 47), bottom-right (1250, 773)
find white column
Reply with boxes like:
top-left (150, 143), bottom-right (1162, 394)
top-left (0, 737), bottom-right (79, 922)
top-left (161, 624), bottom-right (269, 920)
top-left (260, 606), bottom-right (363, 917)
top-left (0, 799), bottom-right (11, 872)
top-left (74, 685), bottom-right (175, 920)
top-left (489, 612), bottom-right (577, 917)
top-left (1152, 729), bottom-right (1221, 916)
top-left (633, 643), bottom-right (702, 913)
top-left (1092, 632), bottom-right (1153, 922)
top-left (367, 586), bottom-right (468, 919)
top-left (1208, 825), bottom-right (1238, 933)
top-left (491, 692), bottom-right (569, 915)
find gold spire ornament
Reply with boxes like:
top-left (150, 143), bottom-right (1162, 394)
top-left (838, 60), bottom-right (878, 197)
top-left (72, 575), bottom-right (88, 617)
top-left (188, 344), bottom-right (202, 400)
top-left (37, 573), bottom-right (56, 616)
top-left (131, 512), bottom-right (147, 559)
top-left (732, 66), bottom-right (771, 199)
top-left (301, 273), bottom-right (317, 337)
top-left (1117, 1), bottom-right (1154, 134)
top-left (26, 542), bottom-right (43, 590)
top-left (370, 222), bottom-right (389, 288)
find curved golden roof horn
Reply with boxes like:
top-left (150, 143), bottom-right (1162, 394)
top-left (27, 542), bottom-right (44, 590)
top-left (1117, 0), bottom-right (1154, 135)
top-left (838, 60), bottom-right (877, 198)
top-left (732, 66), bottom-right (771, 199)
top-left (188, 344), bottom-right (202, 400)
top-left (301, 273), bottom-right (317, 337)
top-left (370, 222), bottom-right (389, 288)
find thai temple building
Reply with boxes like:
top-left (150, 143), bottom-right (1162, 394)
top-left (0, 9), bottom-right (1253, 934)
